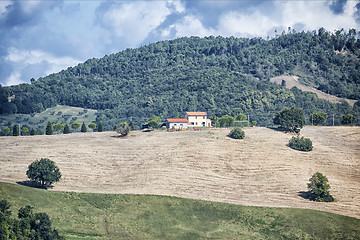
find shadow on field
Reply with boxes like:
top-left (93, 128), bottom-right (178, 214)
top-left (298, 191), bottom-right (311, 200)
top-left (16, 181), bottom-right (50, 189)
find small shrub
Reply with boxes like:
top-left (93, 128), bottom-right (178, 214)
top-left (307, 172), bottom-right (334, 202)
top-left (228, 127), bottom-right (245, 139)
top-left (116, 126), bottom-right (130, 137)
top-left (289, 136), bottom-right (312, 152)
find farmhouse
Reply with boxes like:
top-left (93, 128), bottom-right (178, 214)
top-left (166, 118), bottom-right (188, 129)
top-left (185, 112), bottom-right (212, 127)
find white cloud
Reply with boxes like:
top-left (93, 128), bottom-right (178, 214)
top-left (218, 10), bottom-right (277, 37)
top-left (5, 48), bottom-right (81, 86)
top-left (99, 1), bottom-right (178, 47)
top-left (163, 15), bottom-right (215, 38)
top-left (0, 0), bottom-right (12, 16)
top-left (277, 0), bottom-right (359, 32)
top-left (6, 72), bottom-right (22, 86)
top-left (20, 0), bottom-right (41, 14)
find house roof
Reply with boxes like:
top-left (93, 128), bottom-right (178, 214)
top-left (186, 112), bottom-right (207, 116)
top-left (166, 118), bottom-right (189, 123)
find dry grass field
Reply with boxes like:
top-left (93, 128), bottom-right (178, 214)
top-left (0, 126), bottom-right (359, 219)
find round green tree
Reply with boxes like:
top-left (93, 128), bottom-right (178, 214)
top-left (340, 114), bottom-right (357, 125)
top-left (53, 123), bottom-right (64, 132)
top-left (273, 107), bottom-right (305, 132)
top-left (307, 172), bottom-right (334, 202)
top-left (21, 127), bottom-right (29, 136)
top-left (71, 122), bottom-right (81, 132)
top-left (228, 127), bottom-right (245, 139)
top-left (2, 127), bottom-right (10, 135)
top-left (310, 111), bottom-right (328, 125)
top-left (26, 158), bottom-right (61, 188)
top-left (148, 120), bottom-right (159, 129)
top-left (88, 123), bottom-right (96, 131)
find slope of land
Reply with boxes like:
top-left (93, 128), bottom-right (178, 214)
top-left (0, 127), bottom-right (359, 219)
top-left (1, 182), bottom-right (360, 239)
top-left (271, 75), bottom-right (357, 106)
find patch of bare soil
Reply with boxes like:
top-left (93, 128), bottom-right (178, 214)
top-left (271, 75), bottom-right (357, 106)
top-left (0, 127), bottom-right (359, 219)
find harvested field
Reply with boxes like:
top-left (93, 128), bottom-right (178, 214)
top-left (0, 126), bottom-right (359, 219)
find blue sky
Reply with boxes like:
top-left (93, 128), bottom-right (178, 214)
top-left (0, 0), bottom-right (359, 86)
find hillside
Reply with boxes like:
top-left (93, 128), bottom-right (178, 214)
top-left (2, 182), bottom-right (360, 239)
top-left (1, 127), bottom-right (359, 220)
top-left (1, 29), bottom-right (359, 129)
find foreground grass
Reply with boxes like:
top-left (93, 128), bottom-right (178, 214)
top-left (1, 182), bottom-right (359, 239)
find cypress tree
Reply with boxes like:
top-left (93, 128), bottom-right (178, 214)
top-left (63, 123), bottom-right (70, 134)
top-left (98, 121), bottom-right (103, 132)
top-left (30, 128), bottom-right (36, 136)
top-left (46, 121), bottom-right (53, 135)
top-left (81, 122), bottom-right (87, 132)
top-left (13, 124), bottom-right (19, 136)
top-left (129, 121), bottom-right (134, 130)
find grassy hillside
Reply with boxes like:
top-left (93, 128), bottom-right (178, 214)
top-left (1, 182), bottom-right (359, 239)
top-left (1, 30), bottom-right (359, 129)
top-left (0, 105), bottom-right (98, 135)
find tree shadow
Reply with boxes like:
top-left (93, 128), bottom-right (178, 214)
top-left (16, 181), bottom-right (51, 189)
top-left (298, 191), bottom-right (311, 200)
top-left (267, 127), bottom-right (288, 133)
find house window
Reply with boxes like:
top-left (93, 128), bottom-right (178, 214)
top-left (191, 122), bottom-right (194, 125)
top-left (203, 116), bottom-right (205, 119)
top-left (195, 116), bottom-right (197, 119)
top-left (195, 122), bottom-right (198, 125)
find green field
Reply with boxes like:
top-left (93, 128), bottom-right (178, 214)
top-left (0, 105), bottom-right (98, 135)
top-left (1, 182), bottom-right (359, 239)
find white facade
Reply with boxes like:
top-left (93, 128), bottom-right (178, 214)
top-left (185, 112), bottom-right (211, 127)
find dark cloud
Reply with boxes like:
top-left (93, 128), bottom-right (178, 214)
top-left (329, 0), bottom-right (347, 14)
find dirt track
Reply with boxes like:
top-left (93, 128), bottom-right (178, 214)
top-left (0, 127), bottom-right (359, 219)
top-left (271, 75), bottom-right (357, 106)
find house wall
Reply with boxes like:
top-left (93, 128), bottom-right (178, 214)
top-left (186, 115), bottom-right (211, 127)
top-left (166, 122), bottom-right (188, 129)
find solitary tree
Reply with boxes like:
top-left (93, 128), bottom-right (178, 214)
top-left (63, 123), bottom-right (70, 134)
top-left (81, 122), bottom-right (87, 132)
top-left (13, 124), bottom-right (19, 136)
top-left (26, 158), bottom-right (61, 188)
top-left (116, 126), bottom-right (130, 137)
top-left (71, 122), bottom-right (80, 132)
top-left (97, 121), bottom-right (103, 132)
top-left (30, 128), bottom-right (36, 136)
top-left (46, 121), bottom-right (53, 135)
top-left (310, 111), bottom-right (328, 125)
top-left (129, 121), bottom-right (134, 130)
top-left (273, 107), bottom-right (305, 132)
top-left (307, 172), bottom-right (334, 202)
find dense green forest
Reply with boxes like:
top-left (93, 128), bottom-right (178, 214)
top-left (0, 28), bottom-right (359, 129)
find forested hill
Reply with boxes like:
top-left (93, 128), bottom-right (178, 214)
top-left (1, 28), bottom-right (360, 128)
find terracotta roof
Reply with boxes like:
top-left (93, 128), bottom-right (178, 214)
top-left (166, 118), bottom-right (189, 123)
top-left (186, 112), bottom-right (207, 116)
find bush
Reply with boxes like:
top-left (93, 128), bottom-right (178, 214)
top-left (228, 127), bottom-right (245, 139)
top-left (116, 126), bottom-right (130, 137)
top-left (289, 136), bottom-right (313, 151)
top-left (341, 114), bottom-right (357, 125)
top-left (307, 172), bottom-right (334, 202)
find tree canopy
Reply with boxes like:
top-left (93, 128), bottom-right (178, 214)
top-left (26, 158), bottom-right (61, 188)
top-left (1, 29), bottom-right (359, 129)
top-left (273, 107), bottom-right (305, 132)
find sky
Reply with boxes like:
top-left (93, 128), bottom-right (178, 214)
top-left (0, 0), bottom-right (359, 86)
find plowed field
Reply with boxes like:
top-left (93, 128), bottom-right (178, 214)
top-left (1, 127), bottom-right (359, 219)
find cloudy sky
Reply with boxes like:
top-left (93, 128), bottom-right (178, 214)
top-left (0, 0), bottom-right (359, 86)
